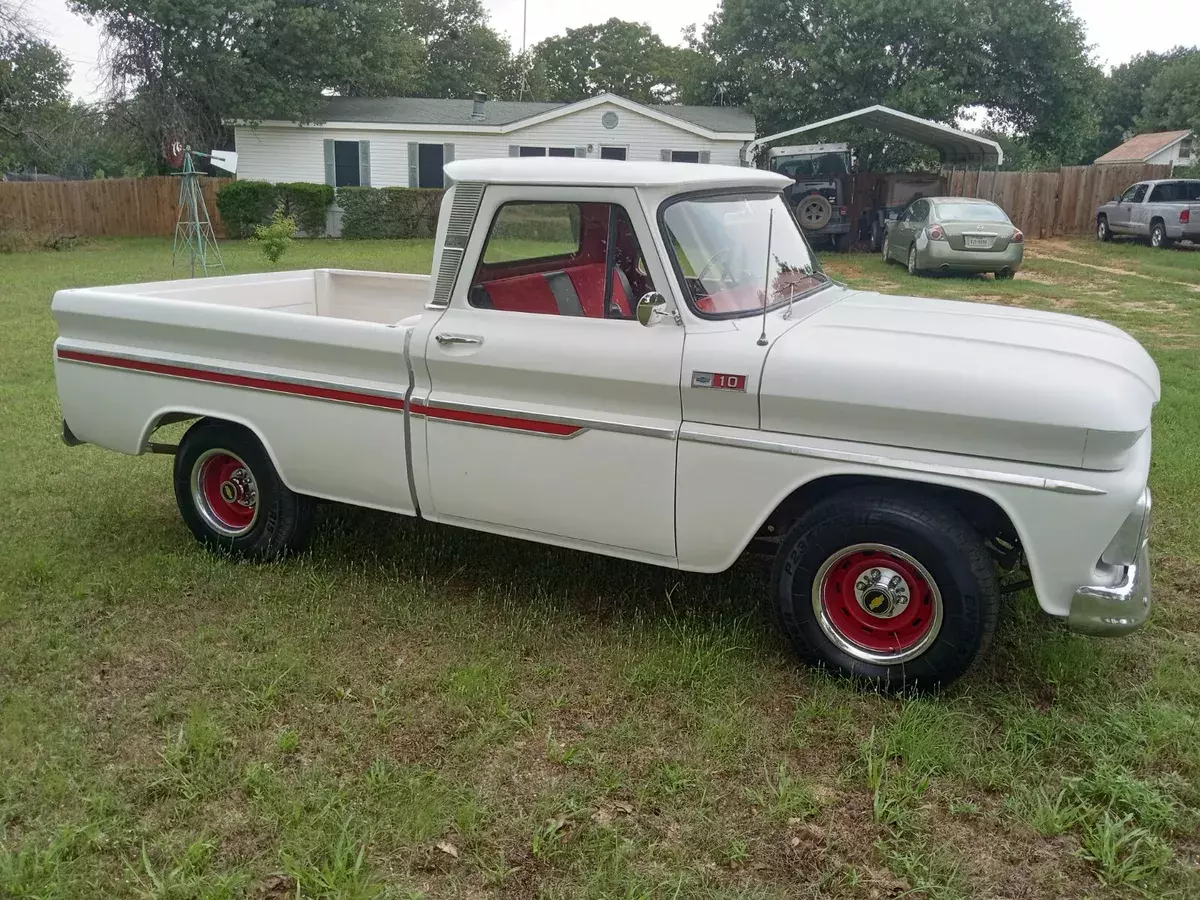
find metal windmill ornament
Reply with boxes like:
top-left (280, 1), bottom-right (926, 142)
top-left (171, 143), bottom-right (228, 277)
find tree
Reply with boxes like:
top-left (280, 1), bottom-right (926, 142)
top-left (0, 26), bottom-right (73, 172)
top-left (1092, 47), bottom-right (1195, 158)
top-left (69, 0), bottom-right (515, 170)
top-left (1137, 50), bottom-right (1200, 136)
top-left (530, 18), bottom-right (685, 104)
top-left (690, 0), bottom-right (1097, 168)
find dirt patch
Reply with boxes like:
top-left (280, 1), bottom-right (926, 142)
top-left (1122, 300), bottom-right (1178, 313)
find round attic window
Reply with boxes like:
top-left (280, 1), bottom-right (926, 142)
top-left (601, 111), bottom-right (619, 130)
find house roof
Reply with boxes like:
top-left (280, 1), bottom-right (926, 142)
top-left (747, 104), bottom-right (1004, 166)
top-left (285, 94), bottom-right (756, 137)
top-left (1095, 130), bottom-right (1192, 164)
top-left (445, 157), bottom-right (790, 190)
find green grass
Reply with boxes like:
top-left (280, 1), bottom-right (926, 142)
top-left (2, 235), bottom-right (1200, 898)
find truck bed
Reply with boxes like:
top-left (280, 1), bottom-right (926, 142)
top-left (97, 268), bottom-right (431, 325)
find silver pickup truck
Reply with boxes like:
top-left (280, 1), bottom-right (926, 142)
top-left (1096, 178), bottom-right (1200, 248)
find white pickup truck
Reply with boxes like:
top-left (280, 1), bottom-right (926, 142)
top-left (52, 159), bottom-right (1159, 691)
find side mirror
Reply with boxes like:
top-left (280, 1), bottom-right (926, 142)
top-left (636, 292), bottom-right (669, 327)
top-left (887, 210), bottom-right (899, 221)
top-left (1113, 196), bottom-right (1121, 203)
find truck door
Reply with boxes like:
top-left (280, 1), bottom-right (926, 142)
top-left (1110, 183), bottom-right (1144, 233)
top-left (416, 186), bottom-right (685, 563)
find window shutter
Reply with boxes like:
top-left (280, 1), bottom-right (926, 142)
top-left (699, 150), bottom-right (711, 164)
top-left (323, 139), bottom-right (335, 186)
top-left (574, 146), bottom-right (588, 158)
top-left (508, 145), bottom-right (520, 157)
top-left (660, 149), bottom-right (671, 162)
top-left (443, 142), bottom-right (455, 165)
top-left (358, 140), bottom-right (371, 187)
top-left (407, 142), bottom-right (419, 187)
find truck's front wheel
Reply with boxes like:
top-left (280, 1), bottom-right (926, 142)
top-left (772, 487), bottom-right (999, 693)
top-left (174, 419), bottom-right (314, 559)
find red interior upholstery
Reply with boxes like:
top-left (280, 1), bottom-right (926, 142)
top-left (480, 271), bottom-right (561, 315)
top-left (478, 263), bottom-right (632, 318)
top-left (564, 263), bottom-right (632, 317)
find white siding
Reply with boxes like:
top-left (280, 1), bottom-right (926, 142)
top-left (234, 102), bottom-right (748, 187)
top-left (1147, 134), bottom-right (1194, 167)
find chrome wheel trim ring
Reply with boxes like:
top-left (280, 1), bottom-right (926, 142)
top-left (811, 542), bottom-right (945, 665)
top-left (190, 448), bottom-right (259, 537)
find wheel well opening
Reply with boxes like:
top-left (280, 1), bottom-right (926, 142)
top-left (1150, 216), bottom-right (1165, 227)
top-left (758, 475), bottom-right (1020, 549)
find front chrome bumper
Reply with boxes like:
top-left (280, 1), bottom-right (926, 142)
top-left (1067, 538), bottom-right (1151, 636)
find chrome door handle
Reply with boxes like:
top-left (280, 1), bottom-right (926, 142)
top-left (435, 333), bottom-right (483, 346)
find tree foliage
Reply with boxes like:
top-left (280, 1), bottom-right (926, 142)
top-left (1137, 50), bottom-right (1200, 137)
top-left (688, 0), bottom-right (1098, 167)
top-left (529, 18), bottom-right (691, 104)
top-left (68, 0), bottom-right (515, 168)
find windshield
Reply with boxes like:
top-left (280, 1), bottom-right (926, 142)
top-left (934, 202), bottom-right (1010, 223)
top-left (662, 192), bottom-right (829, 318)
top-left (773, 153), bottom-right (850, 178)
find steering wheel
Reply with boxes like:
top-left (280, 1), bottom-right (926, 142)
top-left (695, 246), bottom-right (734, 284)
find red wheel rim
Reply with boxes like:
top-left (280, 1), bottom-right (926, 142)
top-left (191, 449), bottom-right (258, 536)
top-left (813, 544), bottom-right (942, 663)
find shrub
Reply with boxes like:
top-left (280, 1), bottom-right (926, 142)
top-left (0, 218), bottom-right (80, 253)
top-left (216, 180), bottom-right (278, 238)
top-left (338, 187), bottom-right (444, 239)
top-left (278, 182), bottom-right (334, 236)
top-left (252, 211), bottom-right (297, 263)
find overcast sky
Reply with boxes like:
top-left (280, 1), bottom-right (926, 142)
top-left (26, 0), bottom-right (1199, 102)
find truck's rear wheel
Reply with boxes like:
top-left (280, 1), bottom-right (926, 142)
top-left (174, 419), bottom-right (314, 559)
top-left (771, 487), bottom-right (999, 693)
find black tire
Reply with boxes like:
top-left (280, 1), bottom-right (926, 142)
top-left (995, 267), bottom-right (1015, 281)
top-left (1149, 221), bottom-right (1173, 249)
top-left (771, 487), bottom-right (999, 693)
top-left (1096, 216), bottom-right (1111, 242)
top-left (174, 419), bottom-right (314, 559)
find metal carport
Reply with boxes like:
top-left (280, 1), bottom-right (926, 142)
top-left (745, 104), bottom-right (1003, 168)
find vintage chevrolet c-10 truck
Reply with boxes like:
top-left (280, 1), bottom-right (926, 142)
top-left (52, 159), bottom-right (1158, 690)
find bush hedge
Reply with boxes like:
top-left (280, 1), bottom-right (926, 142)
top-left (338, 187), bottom-right (444, 239)
top-left (278, 182), bottom-right (334, 236)
top-left (215, 180), bottom-right (278, 238)
top-left (215, 180), bottom-right (334, 238)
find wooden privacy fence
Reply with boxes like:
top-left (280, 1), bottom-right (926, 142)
top-left (0, 176), bottom-right (233, 238)
top-left (849, 163), bottom-right (1173, 241)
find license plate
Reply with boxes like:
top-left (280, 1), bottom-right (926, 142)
top-left (965, 235), bottom-right (993, 249)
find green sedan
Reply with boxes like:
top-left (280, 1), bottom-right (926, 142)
top-left (881, 197), bottom-right (1024, 279)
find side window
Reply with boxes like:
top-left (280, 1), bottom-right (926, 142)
top-left (469, 202), bottom-right (654, 319)
top-left (1120, 183), bottom-right (1141, 203)
top-left (1130, 184), bottom-right (1149, 203)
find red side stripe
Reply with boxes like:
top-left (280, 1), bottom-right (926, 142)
top-left (56, 347), bottom-right (582, 436)
top-left (57, 348), bottom-right (408, 410)
top-left (408, 401), bottom-right (581, 437)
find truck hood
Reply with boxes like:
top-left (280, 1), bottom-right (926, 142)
top-left (761, 290), bottom-right (1161, 470)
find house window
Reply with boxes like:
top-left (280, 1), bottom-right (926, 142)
top-left (517, 146), bottom-right (576, 157)
top-left (417, 143), bottom-right (445, 188)
top-left (333, 141), bottom-right (361, 187)
top-left (1180, 138), bottom-right (1192, 160)
top-left (600, 146), bottom-right (627, 161)
top-left (671, 150), bottom-right (701, 163)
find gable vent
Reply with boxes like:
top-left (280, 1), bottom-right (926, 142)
top-left (429, 182), bottom-right (485, 308)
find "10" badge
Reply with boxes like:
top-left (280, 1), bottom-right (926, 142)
top-left (691, 371), bottom-right (747, 392)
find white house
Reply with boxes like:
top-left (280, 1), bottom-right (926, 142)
top-left (232, 93), bottom-right (757, 193)
top-left (1095, 130), bottom-right (1194, 168)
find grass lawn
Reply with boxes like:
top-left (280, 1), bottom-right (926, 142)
top-left (2, 235), bottom-right (1200, 899)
